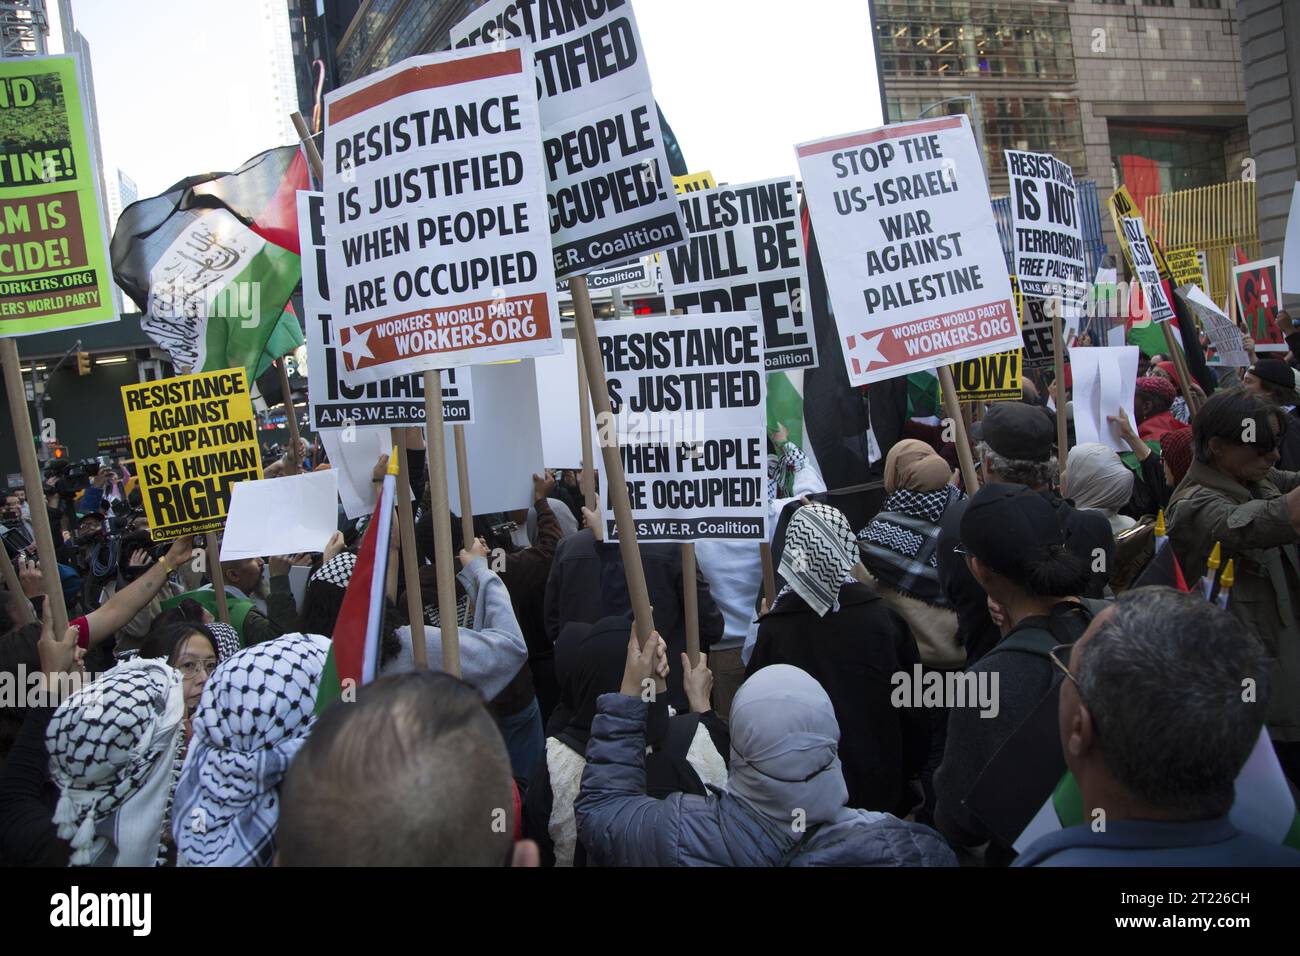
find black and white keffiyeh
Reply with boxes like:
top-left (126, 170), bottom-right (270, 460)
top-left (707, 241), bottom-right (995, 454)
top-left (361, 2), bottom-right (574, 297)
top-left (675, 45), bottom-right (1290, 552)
top-left (206, 622), bottom-right (242, 660)
top-left (776, 502), bottom-right (859, 617)
top-left (311, 551), bottom-right (356, 589)
top-left (423, 594), bottom-right (470, 629)
top-left (171, 633), bottom-right (330, 867)
top-left (46, 658), bottom-right (186, 866)
top-left (857, 486), bottom-right (961, 607)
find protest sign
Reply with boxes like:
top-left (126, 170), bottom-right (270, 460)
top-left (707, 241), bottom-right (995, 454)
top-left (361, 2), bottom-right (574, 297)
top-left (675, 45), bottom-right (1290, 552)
top-left (674, 170), bottom-right (717, 194)
top-left (1005, 149), bottom-right (1086, 303)
top-left (1234, 257), bottom-right (1287, 353)
top-left (1176, 284), bottom-right (1249, 368)
top-left (662, 177), bottom-right (816, 370)
top-left (451, 1), bottom-right (686, 278)
top-left (0, 55), bottom-right (116, 336)
top-left (319, 425), bottom-right (399, 520)
top-left (298, 192), bottom-right (473, 427)
top-left (1107, 185), bottom-right (1171, 277)
top-left (950, 348), bottom-right (1021, 402)
top-left (1284, 183), bottom-right (1300, 295)
top-left (321, 46), bottom-right (561, 385)
top-left (596, 312), bottom-right (767, 542)
top-left (219, 470), bottom-right (340, 561)
top-left (796, 115), bottom-right (1019, 386)
top-left (1068, 345), bottom-right (1139, 454)
top-left (556, 257), bottom-right (656, 295)
top-left (535, 336), bottom-right (599, 468)
top-left (1120, 217), bottom-right (1175, 324)
top-left (439, 358), bottom-right (546, 514)
top-left (1165, 244), bottom-right (1205, 291)
top-left (122, 368), bottom-right (261, 541)
top-left (1020, 296), bottom-right (1057, 371)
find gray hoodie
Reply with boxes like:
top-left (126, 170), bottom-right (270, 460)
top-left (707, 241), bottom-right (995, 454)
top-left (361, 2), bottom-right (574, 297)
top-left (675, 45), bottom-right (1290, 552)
top-left (383, 556), bottom-right (528, 701)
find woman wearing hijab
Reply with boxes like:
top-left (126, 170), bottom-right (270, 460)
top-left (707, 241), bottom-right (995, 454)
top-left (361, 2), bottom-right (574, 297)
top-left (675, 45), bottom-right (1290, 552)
top-left (858, 440), bottom-right (964, 669)
top-left (46, 658), bottom-right (187, 866)
top-left (575, 658), bottom-right (956, 867)
top-left (172, 633), bottom-right (329, 866)
top-left (525, 617), bottom-right (728, 867)
top-left (1065, 443), bottom-right (1138, 536)
top-left (747, 502), bottom-right (929, 816)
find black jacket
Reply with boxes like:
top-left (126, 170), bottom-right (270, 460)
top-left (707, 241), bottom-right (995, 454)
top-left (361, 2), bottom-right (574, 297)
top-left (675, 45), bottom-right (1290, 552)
top-left (543, 530), bottom-right (724, 711)
top-left (746, 582), bottom-right (929, 816)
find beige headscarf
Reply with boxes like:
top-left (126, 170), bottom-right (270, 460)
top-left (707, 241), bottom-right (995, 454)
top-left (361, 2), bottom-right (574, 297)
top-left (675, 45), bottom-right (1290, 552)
top-left (884, 439), bottom-right (952, 494)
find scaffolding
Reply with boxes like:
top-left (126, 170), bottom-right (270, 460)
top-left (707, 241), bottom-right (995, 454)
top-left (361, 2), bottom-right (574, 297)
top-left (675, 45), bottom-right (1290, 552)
top-left (0, 0), bottom-right (48, 57)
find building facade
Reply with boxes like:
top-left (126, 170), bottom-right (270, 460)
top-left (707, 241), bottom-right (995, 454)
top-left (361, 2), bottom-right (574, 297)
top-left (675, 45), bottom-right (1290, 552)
top-left (874, 0), bottom-right (1248, 255)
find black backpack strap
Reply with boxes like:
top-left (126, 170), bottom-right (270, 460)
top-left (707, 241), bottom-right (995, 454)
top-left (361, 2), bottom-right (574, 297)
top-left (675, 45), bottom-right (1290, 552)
top-left (994, 600), bottom-right (1103, 660)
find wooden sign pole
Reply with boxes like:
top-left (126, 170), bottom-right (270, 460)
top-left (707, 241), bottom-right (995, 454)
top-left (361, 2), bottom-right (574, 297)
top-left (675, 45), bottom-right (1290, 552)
top-left (0, 339), bottom-right (68, 634)
top-left (423, 371), bottom-right (461, 676)
top-left (279, 358), bottom-right (302, 475)
top-left (207, 532), bottom-right (231, 625)
top-left (453, 424), bottom-right (475, 549)
top-left (570, 276), bottom-right (655, 645)
top-left (759, 542), bottom-right (777, 609)
top-left (0, 546), bottom-right (34, 625)
top-left (1050, 304), bottom-right (1069, 487)
top-left (938, 366), bottom-right (980, 494)
top-left (576, 333), bottom-right (596, 511)
top-left (681, 543), bottom-right (700, 666)
top-left (394, 431), bottom-right (428, 670)
top-left (1161, 321), bottom-right (1201, 416)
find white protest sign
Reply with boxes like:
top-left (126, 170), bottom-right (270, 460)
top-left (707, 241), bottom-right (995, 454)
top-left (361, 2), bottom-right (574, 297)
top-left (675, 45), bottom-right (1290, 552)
top-left (1177, 284), bottom-right (1250, 368)
top-left (299, 192), bottom-right (474, 428)
top-left (321, 45), bottom-right (561, 385)
top-left (796, 115), bottom-right (1019, 386)
top-left (1119, 216), bottom-right (1175, 324)
top-left (451, 0), bottom-right (686, 278)
top-left (596, 312), bottom-right (767, 543)
top-left (219, 470), bottom-right (340, 561)
top-left (1284, 182), bottom-right (1300, 295)
top-left (439, 358), bottom-right (546, 515)
top-left (662, 177), bottom-right (818, 371)
top-left (534, 336), bottom-right (599, 468)
top-left (1005, 149), bottom-right (1087, 307)
top-left (1068, 345), bottom-right (1139, 453)
top-left (318, 426), bottom-right (405, 520)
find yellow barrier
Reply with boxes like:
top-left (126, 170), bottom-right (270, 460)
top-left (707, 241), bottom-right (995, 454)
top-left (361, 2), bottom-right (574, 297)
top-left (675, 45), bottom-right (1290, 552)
top-left (1143, 181), bottom-right (1259, 305)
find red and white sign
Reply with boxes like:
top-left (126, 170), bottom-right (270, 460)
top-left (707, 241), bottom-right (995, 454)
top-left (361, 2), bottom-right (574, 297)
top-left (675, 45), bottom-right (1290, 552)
top-left (322, 45), bottom-right (562, 385)
top-left (797, 115), bottom-right (1018, 386)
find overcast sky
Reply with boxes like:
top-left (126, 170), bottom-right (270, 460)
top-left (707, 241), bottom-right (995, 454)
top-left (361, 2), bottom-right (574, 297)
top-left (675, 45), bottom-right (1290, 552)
top-left (67, 0), bottom-right (882, 198)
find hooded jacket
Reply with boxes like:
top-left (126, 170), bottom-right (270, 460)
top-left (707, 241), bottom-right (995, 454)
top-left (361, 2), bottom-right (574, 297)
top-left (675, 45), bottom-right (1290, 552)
top-left (574, 666), bottom-right (955, 867)
top-left (1167, 461), bottom-right (1300, 742)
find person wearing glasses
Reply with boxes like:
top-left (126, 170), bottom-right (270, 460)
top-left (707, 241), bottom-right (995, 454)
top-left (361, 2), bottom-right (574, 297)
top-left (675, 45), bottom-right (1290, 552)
top-left (1167, 387), bottom-right (1300, 787)
top-left (932, 484), bottom-right (1104, 865)
top-left (1017, 589), bottom-right (1300, 867)
top-left (138, 621), bottom-right (221, 741)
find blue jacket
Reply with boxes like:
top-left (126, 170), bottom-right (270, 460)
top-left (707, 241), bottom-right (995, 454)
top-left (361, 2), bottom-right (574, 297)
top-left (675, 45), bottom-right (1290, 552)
top-left (1014, 817), bottom-right (1300, 867)
top-left (574, 693), bottom-right (956, 867)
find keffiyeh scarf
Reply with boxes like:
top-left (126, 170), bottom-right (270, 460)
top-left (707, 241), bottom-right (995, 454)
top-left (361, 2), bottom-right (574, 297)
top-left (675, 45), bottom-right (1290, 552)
top-left (206, 622), bottom-right (242, 660)
top-left (172, 633), bottom-right (330, 867)
top-left (768, 440), bottom-right (808, 501)
top-left (311, 551), bottom-right (356, 589)
top-left (171, 634), bottom-right (330, 868)
top-left (423, 594), bottom-right (470, 629)
top-left (776, 502), bottom-right (859, 617)
top-left (46, 658), bottom-right (186, 866)
top-left (857, 486), bottom-right (961, 607)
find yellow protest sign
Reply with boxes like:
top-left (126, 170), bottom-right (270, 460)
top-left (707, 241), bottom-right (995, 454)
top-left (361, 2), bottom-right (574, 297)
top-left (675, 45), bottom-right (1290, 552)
top-left (1108, 186), bottom-right (1171, 280)
top-left (673, 170), bottom-right (716, 195)
top-left (951, 349), bottom-right (1022, 402)
top-left (122, 368), bottom-right (262, 541)
top-left (1164, 244), bottom-right (1205, 289)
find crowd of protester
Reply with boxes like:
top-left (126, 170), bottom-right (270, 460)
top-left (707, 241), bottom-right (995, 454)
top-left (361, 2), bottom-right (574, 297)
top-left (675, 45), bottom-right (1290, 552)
top-left (0, 319), bottom-right (1299, 868)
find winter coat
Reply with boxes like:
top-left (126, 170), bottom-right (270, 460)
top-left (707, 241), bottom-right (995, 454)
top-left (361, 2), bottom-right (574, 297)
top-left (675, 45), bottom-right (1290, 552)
top-left (1167, 461), bottom-right (1300, 742)
top-left (574, 694), bottom-right (957, 867)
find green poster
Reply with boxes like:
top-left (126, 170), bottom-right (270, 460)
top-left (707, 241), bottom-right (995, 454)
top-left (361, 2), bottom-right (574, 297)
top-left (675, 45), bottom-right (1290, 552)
top-left (0, 54), bottom-right (117, 336)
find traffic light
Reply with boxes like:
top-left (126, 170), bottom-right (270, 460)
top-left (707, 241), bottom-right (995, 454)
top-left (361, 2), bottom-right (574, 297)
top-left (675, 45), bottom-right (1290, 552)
top-left (76, 351), bottom-right (90, 375)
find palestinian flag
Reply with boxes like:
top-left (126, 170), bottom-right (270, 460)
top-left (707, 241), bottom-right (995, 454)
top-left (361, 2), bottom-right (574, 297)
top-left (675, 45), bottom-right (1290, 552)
top-left (1016, 730), bottom-right (1300, 853)
top-left (905, 370), bottom-right (942, 422)
top-left (110, 145), bottom-right (310, 384)
top-left (1132, 531), bottom-right (1190, 591)
top-left (315, 458), bottom-right (397, 714)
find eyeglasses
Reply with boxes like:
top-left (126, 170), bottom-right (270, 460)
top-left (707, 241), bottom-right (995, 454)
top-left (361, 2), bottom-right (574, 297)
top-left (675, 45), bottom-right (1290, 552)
top-left (178, 658), bottom-right (218, 678)
top-left (952, 542), bottom-right (970, 557)
top-left (1049, 644), bottom-right (1079, 690)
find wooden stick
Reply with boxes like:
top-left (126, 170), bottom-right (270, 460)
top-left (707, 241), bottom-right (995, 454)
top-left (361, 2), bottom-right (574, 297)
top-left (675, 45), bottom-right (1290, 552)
top-left (1050, 303), bottom-right (1069, 487)
top-left (1161, 321), bottom-right (1200, 416)
top-left (0, 339), bottom-right (67, 634)
top-left (759, 542), bottom-right (777, 608)
top-left (0, 546), bottom-right (35, 625)
top-left (423, 371), bottom-right (461, 676)
top-left (576, 333), bottom-right (596, 511)
top-left (207, 532), bottom-right (231, 625)
top-left (453, 424), bottom-right (475, 549)
top-left (291, 111), bottom-right (325, 182)
top-left (570, 276), bottom-right (656, 645)
top-left (938, 366), bottom-right (980, 494)
top-left (681, 542), bottom-right (700, 666)
top-left (394, 431), bottom-right (428, 670)
top-left (279, 358), bottom-right (302, 475)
